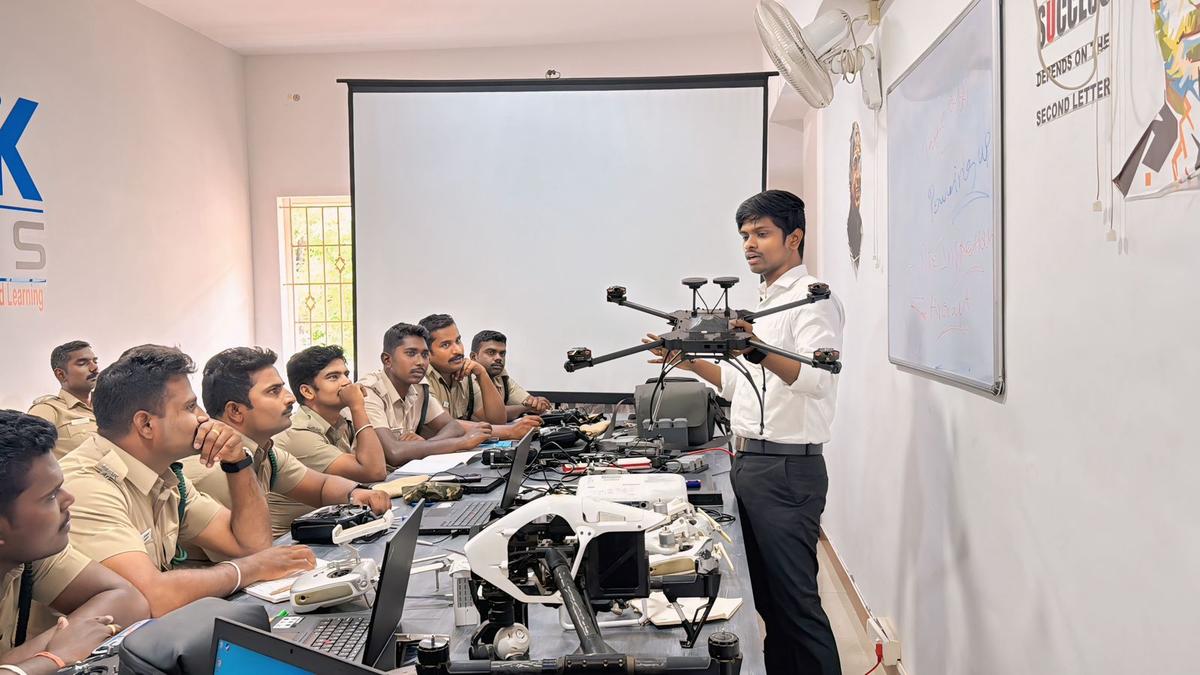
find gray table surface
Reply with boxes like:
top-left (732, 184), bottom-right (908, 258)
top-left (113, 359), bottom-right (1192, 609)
top-left (235, 450), bottom-right (764, 671)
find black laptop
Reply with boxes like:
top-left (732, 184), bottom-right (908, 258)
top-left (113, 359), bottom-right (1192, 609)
top-left (212, 618), bottom-right (384, 675)
top-left (272, 501), bottom-right (423, 669)
top-left (418, 429), bottom-right (534, 535)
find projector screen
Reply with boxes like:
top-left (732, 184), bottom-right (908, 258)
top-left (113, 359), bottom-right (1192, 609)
top-left (348, 75), bottom-right (769, 395)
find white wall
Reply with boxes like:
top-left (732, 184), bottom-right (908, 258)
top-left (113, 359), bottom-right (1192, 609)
top-left (0, 0), bottom-right (252, 409)
top-left (243, 34), bottom-right (765, 355)
top-left (798, 1), bottom-right (1200, 673)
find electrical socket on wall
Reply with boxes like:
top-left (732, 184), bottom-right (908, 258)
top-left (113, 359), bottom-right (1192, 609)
top-left (867, 616), bottom-right (901, 666)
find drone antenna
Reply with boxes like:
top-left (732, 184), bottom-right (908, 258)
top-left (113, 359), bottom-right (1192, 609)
top-left (681, 277), bottom-right (708, 316)
top-left (713, 277), bottom-right (739, 316)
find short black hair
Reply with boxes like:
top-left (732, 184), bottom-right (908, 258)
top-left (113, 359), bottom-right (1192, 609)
top-left (51, 340), bottom-right (91, 372)
top-left (287, 345), bottom-right (346, 402)
top-left (471, 330), bottom-right (507, 354)
top-left (418, 314), bottom-right (456, 337)
top-left (202, 347), bottom-right (278, 419)
top-left (94, 344), bottom-right (196, 436)
top-left (0, 410), bottom-right (57, 516)
top-left (735, 190), bottom-right (807, 258)
top-left (383, 323), bottom-right (431, 354)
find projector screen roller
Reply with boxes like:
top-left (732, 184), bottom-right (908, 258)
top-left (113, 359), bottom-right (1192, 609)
top-left (349, 75), bottom-right (768, 395)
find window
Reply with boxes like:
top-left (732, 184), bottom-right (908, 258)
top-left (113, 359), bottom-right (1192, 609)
top-left (278, 196), bottom-right (355, 371)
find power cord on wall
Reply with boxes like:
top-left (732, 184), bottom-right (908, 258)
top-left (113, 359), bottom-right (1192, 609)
top-left (864, 641), bottom-right (884, 675)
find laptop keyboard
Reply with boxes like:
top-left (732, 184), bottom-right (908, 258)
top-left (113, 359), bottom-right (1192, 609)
top-left (445, 500), bottom-right (499, 528)
top-left (303, 616), bottom-right (369, 659)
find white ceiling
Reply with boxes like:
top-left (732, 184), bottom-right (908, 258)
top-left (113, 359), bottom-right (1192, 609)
top-left (134, 0), bottom-right (763, 55)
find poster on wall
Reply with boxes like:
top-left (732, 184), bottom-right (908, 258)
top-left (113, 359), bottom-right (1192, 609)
top-left (1114, 1), bottom-right (1200, 199)
top-left (848, 122), bottom-right (863, 271)
top-left (0, 95), bottom-right (48, 313)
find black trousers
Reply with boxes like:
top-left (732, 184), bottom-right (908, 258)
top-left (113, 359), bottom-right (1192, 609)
top-left (732, 452), bottom-right (840, 675)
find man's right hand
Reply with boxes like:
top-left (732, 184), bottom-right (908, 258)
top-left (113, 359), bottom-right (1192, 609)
top-left (239, 545), bottom-right (317, 584)
top-left (44, 615), bottom-right (119, 664)
top-left (457, 429), bottom-right (489, 451)
top-left (338, 382), bottom-right (367, 409)
top-left (643, 333), bottom-right (690, 369)
top-left (193, 416), bottom-right (249, 467)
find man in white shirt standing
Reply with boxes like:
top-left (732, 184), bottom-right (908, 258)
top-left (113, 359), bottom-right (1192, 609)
top-left (647, 190), bottom-right (844, 675)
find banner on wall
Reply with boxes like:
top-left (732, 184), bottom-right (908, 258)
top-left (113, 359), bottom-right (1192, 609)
top-left (0, 95), bottom-right (47, 312)
top-left (1114, 1), bottom-right (1200, 199)
top-left (1031, 0), bottom-right (1113, 127)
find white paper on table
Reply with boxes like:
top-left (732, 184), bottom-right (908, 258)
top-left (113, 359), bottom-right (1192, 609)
top-left (640, 592), bottom-right (743, 627)
top-left (398, 450), bottom-right (480, 475)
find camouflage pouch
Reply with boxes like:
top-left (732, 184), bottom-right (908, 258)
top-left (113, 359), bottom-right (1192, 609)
top-left (401, 481), bottom-right (464, 503)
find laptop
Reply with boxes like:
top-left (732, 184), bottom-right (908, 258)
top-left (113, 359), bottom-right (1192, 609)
top-left (212, 618), bottom-right (384, 675)
top-left (272, 501), bottom-right (423, 669)
top-left (419, 428), bottom-right (534, 535)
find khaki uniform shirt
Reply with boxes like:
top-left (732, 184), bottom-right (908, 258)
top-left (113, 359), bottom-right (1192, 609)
top-left (359, 370), bottom-right (445, 436)
top-left (492, 371), bottom-right (532, 407)
top-left (60, 436), bottom-right (223, 572)
top-left (425, 369), bottom-right (484, 421)
top-left (181, 434), bottom-right (309, 547)
top-left (28, 389), bottom-right (97, 459)
top-left (0, 545), bottom-right (90, 652)
top-left (273, 405), bottom-right (354, 473)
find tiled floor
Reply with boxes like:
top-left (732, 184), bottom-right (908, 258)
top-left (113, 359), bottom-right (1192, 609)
top-left (817, 541), bottom-right (882, 675)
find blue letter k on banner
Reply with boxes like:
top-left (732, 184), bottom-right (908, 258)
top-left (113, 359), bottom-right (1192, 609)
top-left (0, 97), bottom-right (43, 202)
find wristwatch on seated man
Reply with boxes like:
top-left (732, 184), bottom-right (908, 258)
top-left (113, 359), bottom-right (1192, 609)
top-left (220, 447), bottom-right (254, 473)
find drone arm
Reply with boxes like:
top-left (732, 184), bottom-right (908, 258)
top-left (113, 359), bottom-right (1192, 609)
top-left (615, 299), bottom-right (678, 323)
top-left (746, 339), bottom-right (842, 374)
top-left (564, 339), bottom-right (663, 372)
top-left (740, 283), bottom-right (833, 323)
top-left (544, 547), bottom-right (615, 655)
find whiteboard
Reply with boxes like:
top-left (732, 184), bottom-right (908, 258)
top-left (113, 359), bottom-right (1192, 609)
top-left (347, 76), bottom-right (766, 394)
top-left (886, 0), bottom-right (1004, 394)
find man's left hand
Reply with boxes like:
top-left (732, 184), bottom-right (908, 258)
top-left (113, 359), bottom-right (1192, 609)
top-left (729, 319), bottom-right (758, 357)
top-left (349, 488), bottom-right (393, 514)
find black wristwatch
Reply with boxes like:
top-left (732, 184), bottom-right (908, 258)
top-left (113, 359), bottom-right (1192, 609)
top-left (220, 448), bottom-right (254, 474)
top-left (743, 347), bottom-right (768, 364)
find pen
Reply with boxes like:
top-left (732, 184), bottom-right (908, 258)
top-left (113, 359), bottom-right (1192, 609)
top-left (272, 609), bottom-right (289, 624)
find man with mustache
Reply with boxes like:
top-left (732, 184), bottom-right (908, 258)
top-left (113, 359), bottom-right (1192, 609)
top-left (180, 348), bottom-right (391, 551)
top-left (418, 315), bottom-right (540, 441)
top-left (358, 323), bottom-right (489, 470)
top-left (470, 330), bottom-right (551, 421)
top-left (0, 410), bottom-right (148, 674)
top-left (59, 345), bottom-right (315, 617)
top-left (28, 341), bottom-right (100, 459)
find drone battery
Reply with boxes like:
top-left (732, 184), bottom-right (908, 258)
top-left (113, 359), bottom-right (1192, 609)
top-left (290, 504), bottom-right (379, 545)
top-left (687, 490), bottom-right (724, 507)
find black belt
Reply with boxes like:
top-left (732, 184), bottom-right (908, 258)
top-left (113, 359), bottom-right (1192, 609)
top-left (735, 437), bottom-right (823, 456)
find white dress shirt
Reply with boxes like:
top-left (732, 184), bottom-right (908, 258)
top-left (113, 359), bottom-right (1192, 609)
top-left (718, 264), bottom-right (845, 445)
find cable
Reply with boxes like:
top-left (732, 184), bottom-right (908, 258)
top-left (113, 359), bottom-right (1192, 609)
top-left (864, 642), bottom-right (884, 675)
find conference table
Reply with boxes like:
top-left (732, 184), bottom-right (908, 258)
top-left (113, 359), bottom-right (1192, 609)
top-left (236, 447), bottom-right (765, 673)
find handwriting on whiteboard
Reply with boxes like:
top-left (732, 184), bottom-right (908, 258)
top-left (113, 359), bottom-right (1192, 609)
top-left (927, 131), bottom-right (992, 219)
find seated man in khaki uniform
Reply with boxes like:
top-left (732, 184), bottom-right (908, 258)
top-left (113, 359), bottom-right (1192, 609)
top-left (59, 345), bottom-right (315, 617)
top-left (1, 410), bottom-right (148, 674)
top-left (418, 315), bottom-right (540, 441)
top-left (470, 330), bottom-right (552, 421)
top-left (358, 323), bottom-right (490, 470)
top-left (181, 347), bottom-right (391, 546)
top-left (28, 341), bottom-right (99, 459)
top-left (274, 345), bottom-right (387, 483)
